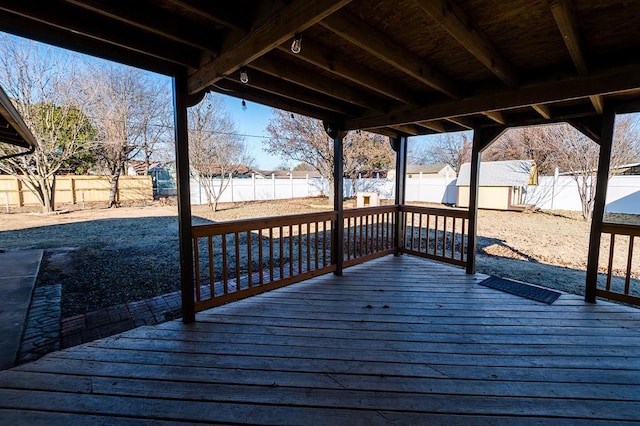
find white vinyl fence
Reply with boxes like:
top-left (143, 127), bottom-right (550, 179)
top-left (525, 175), bottom-right (640, 214)
top-left (185, 174), bottom-right (458, 206)
top-left (159, 171), bottom-right (640, 215)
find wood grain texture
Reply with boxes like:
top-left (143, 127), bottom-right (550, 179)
top-left (1, 255), bottom-right (639, 424)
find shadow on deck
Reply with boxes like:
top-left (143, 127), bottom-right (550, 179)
top-left (1, 255), bottom-right (640, 424)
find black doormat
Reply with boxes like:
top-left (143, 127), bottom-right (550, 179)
top-left (479, 276), bottom-right (561, 304)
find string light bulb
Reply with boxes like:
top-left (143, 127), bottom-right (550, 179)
top-left (291, 33), bottom-right (302, 54)
top-left (239, 67), bottom-right (249, 84)
top-left (242, 99), bottom-right (247, 111)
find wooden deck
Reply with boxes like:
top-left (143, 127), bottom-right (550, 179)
top-left (1, 255), bottom-right (640, 424)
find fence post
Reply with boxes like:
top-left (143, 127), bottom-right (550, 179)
top-left (70, 176), bottom-right (77, 205)
top-left (290, 173), bottom-right (294, 199)
top-left (252, 173), bottom-right (256, 200)
top-left (272, 173), bottom-right (276, 199)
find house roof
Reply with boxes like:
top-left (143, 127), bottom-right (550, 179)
top-left (0, 85), bottom-right (36, 155)
top-left (1, 1), bottom-right (639, 139)
top-left (457, 160), bottom-right (534, 187)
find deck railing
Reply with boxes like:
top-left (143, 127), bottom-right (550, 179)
top-left (192, 211), bottom-right (336, 311)
top-left (597, 222), bottom-right (640, 305)
top-left (192, 204), bottom-right (470, 312)
top-left (343, 205), bottom-right (397, 267)
top-left (399, 205), bottom-right (469, 267)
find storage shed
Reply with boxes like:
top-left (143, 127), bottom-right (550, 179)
top-left (457, 160), bottom-right (537, 210)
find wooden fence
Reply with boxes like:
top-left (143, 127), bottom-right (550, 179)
top-left (0, 175), bottom-right (152, 208)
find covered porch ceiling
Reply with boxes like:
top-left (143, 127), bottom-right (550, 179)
top-left (1, 0), bottom-right (640, 138)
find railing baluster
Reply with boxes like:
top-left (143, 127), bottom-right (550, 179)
top-left (461, 219), bottom-right (466, 262)
top-left (364, 214), bottom-right (369, 255)
top-left (606, 233), bottom-right (615, 291)
top-left (298, 223), bottom-right (303, 274)
top-left (247, 230), bottom-right (252, 288)
top-left (269, 227), bottom-right (274, 282)
top-left (417, 213), bottom-right (423, 253)
top-left (193, 237), bottom-right (201, 301)
top-left (258, 229), bottom-right (264, 286)
top-left (208, 236), bottom-right (214, 296)
top-left (451, 217), bottom-right (456, 259)
top-left (307, 223), bottom-right (311, 272)
top-left (315, 221), bottom-right (319, 270)
top-left (625, 235), bottom-right (634, 295)
top-left (279, 226), bottom-right (284, 280)
top-left (221, 234), bottom-right (228, 295)
top-left (235, 232), bottom-right (241, 291)
top-left (289, 225), bottom-right (294, 277)
top-left (323, 220), bottom-right (327, 267)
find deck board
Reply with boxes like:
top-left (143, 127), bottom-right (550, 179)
top-left (1, 255), bottom-right (640, 424)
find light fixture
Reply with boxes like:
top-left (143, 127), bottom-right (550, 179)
top-left (242, 99), bottom-right (247, 111)
top-left (239, 67), bottom-right (249, 84)
top-left (291, 33), bottom-right (302, 54)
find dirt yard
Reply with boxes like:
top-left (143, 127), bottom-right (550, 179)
top-left (0, 198), bottom-right (637, 316)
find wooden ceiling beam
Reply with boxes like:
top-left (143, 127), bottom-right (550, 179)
top-left (344, 64), bottom-right (640, 130)
top-left (417, 121), bottom-right (447, 133)
top-left (276, 40), bottom-right (422, 105)
top-left (413, 0), bottom-right (518, 88)
top-left (188, 0), bottom-right (351, 94)
top-left (483, 111), bottom-right (506, 124)
top-left (532, 104), bottom-right (552, 119)
top-left (0, 12), bottom-right (179, 76)
top-left (548, 0), bottom-right (603, 114)
top-left (446, 117), bottom-right (474, 130)
top-left (226, 70), bottom-right (360, 116)
top-left (0, 0), bottom-right (200, 67)
top-left (250, 55), bottom-right (389, 112)
top-left (214, 79), bottom-right (342, 124)
top-left (321, 10), bottom-right (462, 99)
top-left (390, 124), bottom-right (422, 136)
top-left (163, 0), bottom-right (248, 32)
top-left (65, 0), bottom-right (217, 51)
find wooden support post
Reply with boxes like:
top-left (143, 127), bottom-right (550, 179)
top-left (391, 135), bottom-right (408, 255)
top-left (467, 126), bottom-right (504, 274)
top-left (325, 122), bottom-right (347, 276)
top-left (585, 107), bottom-right (616, 303)
top-left (173, 72), bottom-right (195, 323)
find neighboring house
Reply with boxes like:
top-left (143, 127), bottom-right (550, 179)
top-left (611, 162), bottom-right (640, 176)
top-left (388, 163), bottom-right (456, 180)
top-left (456, 160), bottom-right (537, 211)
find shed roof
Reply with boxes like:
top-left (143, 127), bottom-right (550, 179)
top-left (1, 1), bottom-right (640, 138)
top-left (457, 160), bottom-right (534, 187)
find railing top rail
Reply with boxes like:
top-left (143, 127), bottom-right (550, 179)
top-left (400, 204), bottom-right (469, 218)
top-left (602, 222), bottom-right (640, 237)
top-left (193, 210), bottom-right (338, 237)
top-left (343, 205), bottom-right (398, 218)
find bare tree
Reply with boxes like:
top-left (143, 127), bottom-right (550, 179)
top-left (265, 110), bottom-right (394, 202)
top-left (554, 118), bottom-right (639, 220)
top-left (409, 132), bottom-right (471, 172)
top-left (188, 93), bottom-right (252, 212)
top-left (84, 64), bottom-right (168, 207)
top-left (0, 35), bottom-right (95, 212)
top-left (485, 126), bottom-right (562, 175)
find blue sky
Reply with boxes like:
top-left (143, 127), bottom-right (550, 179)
top-left (223, 96), bottom-right (283, 170)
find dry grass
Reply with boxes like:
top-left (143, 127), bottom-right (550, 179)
top-left (1, 198), bottom-right (638, 316)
